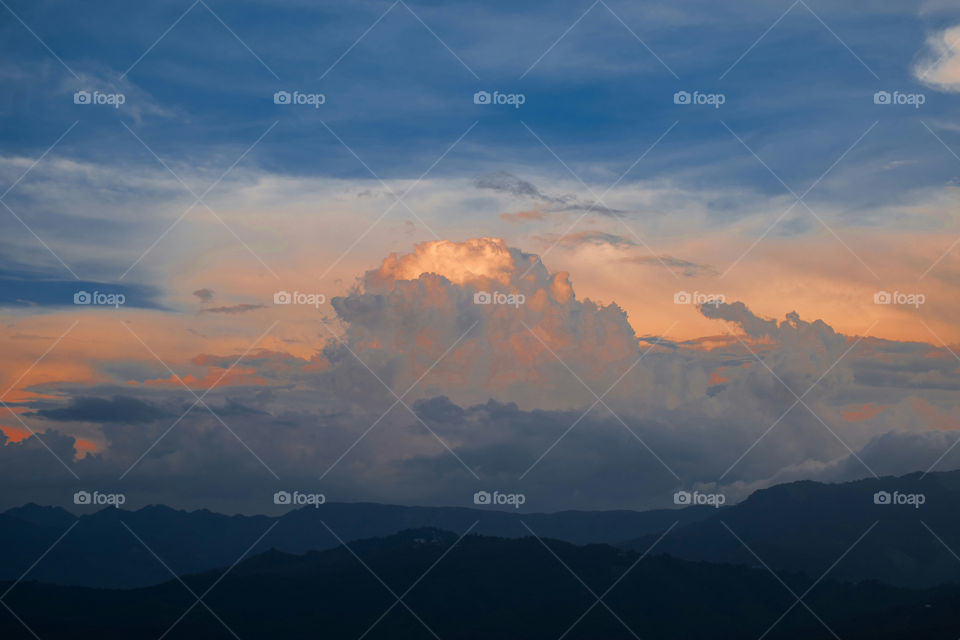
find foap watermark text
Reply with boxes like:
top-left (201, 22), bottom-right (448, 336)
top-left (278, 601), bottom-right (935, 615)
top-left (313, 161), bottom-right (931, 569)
top-left (74, 290), bottom-right (125, 308)
top-left (474, 90), bottom-right (525, 108)
top-left (674, 291), bottom-right (724, 307)
top-left (874, 490), bottom-right (925, 509)
top-left (674, 490), bottom-right (726, 508)
top-left (74, 90), bottom-right (125, 108)
top-left (674, 90), bottom-right (725, 108)
top-left (474, 490), bottom-right (526, 509)
top-left (474, 291), bottom-right (525, 308)
top-left (873, 91), bottom-right (925, 108)
top-left (274, 90), bottom-right (325, 108)
top-left (274, 290), bottom-right (326, 308)
top-left (874, 291), bottom-right (925, 308)
top-left (274, 490), bottom-right (326, 508)
top-left (74, 490), bottom-right (126, 507)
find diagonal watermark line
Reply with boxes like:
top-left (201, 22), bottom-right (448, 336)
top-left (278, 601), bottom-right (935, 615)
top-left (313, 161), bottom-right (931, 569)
top-left (320, 0), bottom-right (399, 80)
top-left (521, 323), bottom-right (676, 479)
top-left (0, 520), bottom-right (78, 601)
top-left (320, 520), bottom-right (445, 640)
top-left (0, 0), bottom-right (79, 79)
top-left (720, 0), bottom-right (799, 80)
top-left (721, 120), bottom-right (881, 281)
top-left (122, 0), bottom-right (201, 79)
top-left (0, 398), bottom-right (80, 479)
top-left (319, 121), bottom-right (446, 244)
top-left (318, 119), bottom-right (482, 281)
top-left (121, 322), bottom-right (280, 479)
top-left (917, 320), bottom-right (960, 478)
top-left (357, 520), bottom-right (479, 640)
top-left (0, 601), bottom-right (40, 640)
top-left (0, 519), bottom-right (78, 640)
top-left (199, 0), bottom-right (280, 79)
top-left (758, 520), bottom-right (878, 639)
top-left (720, 120), bottom-right (878, 279)
top-left (120, 121), bottom-right (279, 280)
top-left (521, 0), bottom-right (600, 79)
top-left (521, 521), bottom-right (643, 640)
top-left (319, 321), bottom-right (480, 480)
top-left (1, 321), bottom-right (79, 400)
top-left (120, 321), bottom-right (278, 480)
top-left (519, 120), bottom-right (681, 280)
top-left (557, 520), bottom-right (679, 640)
top-left (0, 121), bottom-right (78, 201)
top-left (1, 201), bottom-right (80, 280)
top-left (399, 0), bottom-right (478, 79)
top-left (798, 0), bottom-right (878, 80)
top-left (522, 320), bottom-right (680, 480)
top-left (122, 519), bottom-right (277, 640)
top-left (918, 120), bottom-right (960, 280)
top-left (316, 120), bottom-right (478, 283)
top-left (0, 320), bottom-right (81, 479)
top-left (719, 322), bottom-right (878, 480)
top-left (721, 520), bottom-right (842, 640)
top-left (0, 121), bottom-right (81, 279)
top-left (598, 0), bottom-right (678, 79)
top-left (719, 0), bottom-right (877, 80)
top-left (916, 33), bottom-right (960, 81)
top-left (921, 520), bottom-right (960, 564)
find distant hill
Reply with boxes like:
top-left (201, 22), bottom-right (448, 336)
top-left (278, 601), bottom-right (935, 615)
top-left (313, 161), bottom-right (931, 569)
top-left (2, 528), bottom-right (959, 639)
top-left (0, 500), bottom-right (710, 588)
top-left (622, 470), bottom-right (960, 587)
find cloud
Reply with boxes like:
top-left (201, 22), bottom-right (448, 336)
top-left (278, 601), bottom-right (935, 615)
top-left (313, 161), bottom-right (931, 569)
top-left (193, 289), bottom-right (214, 303)
top-left (475, 171), bottom-right (550, 200)
top-left (203, 303), bottom-right (266, 314)
top-left (3, 239), bottom-right (960, 513)
top-left (499, 210), bottom-right (546, 223)
top-left (330, 238), bottom-right (643, 409)
top-left (33, 396), bottom-right (168, 424)
top-left (621, 255), bottom-right (717, 277)
top-left (474, 171), bottom-right (626, 215)
top-left (915, 25), bottom-right (960, 91)
top-left (533, 231), bottom-right (636, 249)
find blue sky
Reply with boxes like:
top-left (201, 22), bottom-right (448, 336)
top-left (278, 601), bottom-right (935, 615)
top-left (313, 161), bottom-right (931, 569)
top-left (4, 1), bottom-right (960, 512)
top-left (3, 0), bottom-right (958, 188)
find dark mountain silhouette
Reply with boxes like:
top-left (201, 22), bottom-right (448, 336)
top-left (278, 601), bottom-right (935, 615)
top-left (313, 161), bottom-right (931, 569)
top-left (622, 470), bottom-right (960, 587)
top-left (0, 501), bottom-right (710, 588)
top-left (2, 528), bottom-right (959, 639)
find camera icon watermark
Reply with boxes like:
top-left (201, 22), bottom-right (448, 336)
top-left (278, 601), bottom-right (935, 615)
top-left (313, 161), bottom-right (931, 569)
top-left (673, 90), bottom-right (725, 108)
top-left (73, 90), bottom-right (125, 108)
top-left (873, 290), bottom-right (925, 309)
top-left (273, 90), bottom-right (325, 108)
top-left (673, 490), bottom-right (725, 508)
top-left (273, 490), bottom-right (326, 508)
top-left (73, 490), bottom-right (126, 507)
top-left (873, 490), bottom-right (925, 509)
top-left (873, 90), bottom-right (925, 108)
top-left (473, 291), bottom-right (525, 308)
top-left (473, 490), bottom-right (525, 509)
top-left (73, 290), bottom-right (126, 308)
top-left (673, 290), bottom-right (724, 307)
top-left (473, 90), bottom-right (525, 109)
top-left (273, 290), bottom-right (326, 308)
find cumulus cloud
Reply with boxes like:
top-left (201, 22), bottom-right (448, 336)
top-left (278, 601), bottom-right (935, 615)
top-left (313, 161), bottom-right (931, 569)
top-left (915, 25), bottom-right (960, 91)
top-left (4, 239), bottom-right (960, 513)
top-left (331, 238), bottom-right (643, 409)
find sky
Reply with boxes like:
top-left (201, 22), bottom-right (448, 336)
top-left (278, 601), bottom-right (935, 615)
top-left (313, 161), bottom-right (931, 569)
top-left (2, 0), bottom-right (960, 513)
